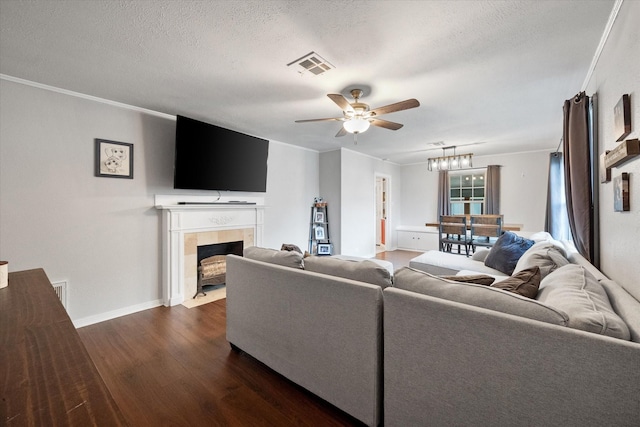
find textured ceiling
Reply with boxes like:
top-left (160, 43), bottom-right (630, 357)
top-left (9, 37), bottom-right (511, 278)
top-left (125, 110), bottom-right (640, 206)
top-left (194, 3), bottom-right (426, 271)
top-left (0, 0), bottom-right (615, 164)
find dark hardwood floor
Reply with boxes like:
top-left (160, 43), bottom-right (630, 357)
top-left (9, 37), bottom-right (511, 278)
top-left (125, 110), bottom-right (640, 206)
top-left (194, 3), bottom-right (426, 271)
top-left (77, 251), bottom-right (416, 426)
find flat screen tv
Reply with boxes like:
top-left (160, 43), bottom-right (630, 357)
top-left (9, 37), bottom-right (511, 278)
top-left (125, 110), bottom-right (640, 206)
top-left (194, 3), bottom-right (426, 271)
top-left (174, 115), bottom-right (269, 192)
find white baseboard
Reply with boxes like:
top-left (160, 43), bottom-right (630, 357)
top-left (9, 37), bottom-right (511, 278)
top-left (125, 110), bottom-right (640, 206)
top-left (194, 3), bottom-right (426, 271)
top-left (73, 299), bottom-right (163, 328)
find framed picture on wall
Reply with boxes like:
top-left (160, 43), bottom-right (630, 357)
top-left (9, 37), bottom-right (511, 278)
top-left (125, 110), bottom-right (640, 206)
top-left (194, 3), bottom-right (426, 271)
top-left (95, 139), bottom-right (134, 179)
top-left (614, 94), bottom-right (631, 142)
top-left (613, 173), bottom-right (630, 212)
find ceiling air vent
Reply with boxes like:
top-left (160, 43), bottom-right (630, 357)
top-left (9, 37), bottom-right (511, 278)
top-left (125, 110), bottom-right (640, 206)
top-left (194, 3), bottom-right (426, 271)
top-left (287, 52), bottom-right (335, 76)
top-left (426, 141), bottom-right (445, 147)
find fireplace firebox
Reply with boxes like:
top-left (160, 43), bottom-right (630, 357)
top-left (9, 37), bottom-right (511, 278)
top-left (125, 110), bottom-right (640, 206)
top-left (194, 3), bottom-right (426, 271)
top-left (194, 241), bottom-right (243, 298)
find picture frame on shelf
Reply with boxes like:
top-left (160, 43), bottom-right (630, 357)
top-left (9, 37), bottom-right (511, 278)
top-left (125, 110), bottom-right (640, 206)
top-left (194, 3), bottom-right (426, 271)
top-left (314, 225), bottom-right (326, 240)
top-left (317, 243), bottom-right (332, 255)
top-left (314, 211), bottom-right (325, 223)
top-left (613, 173), bottom-right (630, 212)
top-left (95, 139), bottom-right (133, 179)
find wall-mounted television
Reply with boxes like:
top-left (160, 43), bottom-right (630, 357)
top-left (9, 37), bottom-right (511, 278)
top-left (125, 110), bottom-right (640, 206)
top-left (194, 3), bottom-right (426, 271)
top-left (174, 115), bottom-right (269, 192)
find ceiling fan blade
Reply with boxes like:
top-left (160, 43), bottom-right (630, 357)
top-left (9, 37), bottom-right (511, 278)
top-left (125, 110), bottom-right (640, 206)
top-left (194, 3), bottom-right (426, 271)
top-left (369, 98), bottom-right (420, 117)
top-left (295, 117), bottom-right (343, 123)
top-left (335, 126), bottom-right (347, 137)
top-left (327, 94), bottom-right (354, 113)
top-left (370, 118), bottom-right (404, 130)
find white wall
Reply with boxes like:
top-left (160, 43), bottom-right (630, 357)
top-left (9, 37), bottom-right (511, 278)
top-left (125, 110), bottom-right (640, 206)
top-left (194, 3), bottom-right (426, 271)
top-left (400, 163), bottom-right (440, 225)
top-left (0, 79), bottom-right (318, 324)
top-left (400, 150), bottom-right (550, 232)
top-left (585, 0), bottom-right (640, 298)
top-left (319, 150), bottom-right (342, 254)
top-left (474, 151), bottom-right (550, 232)
top-left (263, 140), bottom-right (319, 251)
top-left (320, 148), bottom-right (402, 257)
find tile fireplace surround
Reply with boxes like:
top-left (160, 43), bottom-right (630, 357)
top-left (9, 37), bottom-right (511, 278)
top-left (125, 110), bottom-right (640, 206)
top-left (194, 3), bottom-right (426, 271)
top-left (155, 195), bottom-right (264, 306)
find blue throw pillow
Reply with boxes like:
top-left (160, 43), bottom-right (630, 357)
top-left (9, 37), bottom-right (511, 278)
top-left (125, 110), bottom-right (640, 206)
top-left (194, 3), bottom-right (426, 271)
top-left (484, 232), bottom-right (535, 275)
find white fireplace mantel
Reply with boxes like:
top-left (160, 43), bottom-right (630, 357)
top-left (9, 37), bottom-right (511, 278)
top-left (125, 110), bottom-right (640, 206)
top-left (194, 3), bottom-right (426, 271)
top-left (155, 195), bottom-right (264, 306)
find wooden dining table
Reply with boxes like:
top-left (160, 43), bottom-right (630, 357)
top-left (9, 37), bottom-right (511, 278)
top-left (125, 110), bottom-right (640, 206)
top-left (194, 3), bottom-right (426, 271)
top-left (425, 216), bottom-right (522, 231)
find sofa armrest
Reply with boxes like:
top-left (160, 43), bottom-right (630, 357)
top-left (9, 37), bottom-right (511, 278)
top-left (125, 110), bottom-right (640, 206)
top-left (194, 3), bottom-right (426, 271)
top-left (383, 287), bottom-right (640, 427)
top-left (226, 255), bottom-right (383, 426)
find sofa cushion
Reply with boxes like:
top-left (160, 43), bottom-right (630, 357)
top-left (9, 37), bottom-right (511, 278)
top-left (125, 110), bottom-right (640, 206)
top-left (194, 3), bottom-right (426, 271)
top-left (537, 264), bottom-right (630, 340)
top-left (441, 274), bottom-right (495, 285)
top-left (330, 255), bottom-right (395, 278)
top-left (243, 246), bottom-right (304, 269)
top-left (394, 267), bottom-right (568, 326)
top-left (513, 241), bottom-right (569, 279)
top-left (410, 251), bottom-right (507, 277)
top-left (490, 266), bottom-right (541, 298)
top-left (484, 231), bottom-right (535, 275)
top-left (599, 278), bottom-right (640, 343)
top-left (303, 256), bottom-right (393, 288)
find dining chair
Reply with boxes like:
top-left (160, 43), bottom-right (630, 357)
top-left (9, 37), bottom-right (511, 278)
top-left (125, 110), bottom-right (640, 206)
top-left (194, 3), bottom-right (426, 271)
top-left (439, 215), bottom-right (469, 256)
top-left (469, 214), bottom-right (503, 252)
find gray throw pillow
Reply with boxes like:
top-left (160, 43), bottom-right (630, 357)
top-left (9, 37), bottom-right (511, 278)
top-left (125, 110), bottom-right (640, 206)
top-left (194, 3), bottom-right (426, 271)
top-left (471, 249), bottom-right (490, 262)
top-left (513, 241), bottom-right (569, 279)
top-left (484, 231), bottom-right (535, 275)
top-left (243, 246), bottom-right (304, 269)
top-left (280, 243), bottom-right (303, 254)
top-left (537, 264), bottom-right (630, 340)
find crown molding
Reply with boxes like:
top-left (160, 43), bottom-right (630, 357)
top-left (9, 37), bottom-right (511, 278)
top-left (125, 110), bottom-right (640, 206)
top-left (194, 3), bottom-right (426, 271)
top-left (581, 0), bottom-right (623, 91)
top-left (0, 74), bottom-right (175, 120)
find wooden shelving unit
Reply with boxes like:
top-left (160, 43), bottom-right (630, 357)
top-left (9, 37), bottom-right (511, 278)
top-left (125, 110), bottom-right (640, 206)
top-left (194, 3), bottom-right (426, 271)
top-left (309, 203), bottom-right (332, 255)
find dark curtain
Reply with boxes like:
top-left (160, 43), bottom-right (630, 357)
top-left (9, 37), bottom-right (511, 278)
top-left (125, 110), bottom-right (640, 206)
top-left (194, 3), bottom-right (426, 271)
top-left (437, 170), bottom-right (450, 217)
top-left (545, 153), bottom-right (572, 240)
top-left (485, 165), bottom-right (501, 214)
top-left (563, 92), bottom-right (593, 262)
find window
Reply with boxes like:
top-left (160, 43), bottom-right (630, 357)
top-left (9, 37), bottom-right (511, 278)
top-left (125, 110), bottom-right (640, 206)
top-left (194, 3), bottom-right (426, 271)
top-left (449, 170), bottom-right (486, 215)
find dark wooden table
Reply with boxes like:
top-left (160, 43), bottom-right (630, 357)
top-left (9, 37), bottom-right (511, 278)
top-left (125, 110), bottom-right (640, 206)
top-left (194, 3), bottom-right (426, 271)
top-left (425, 221), bottom-right (523, 231)
top-left (1, 268), bottom-right (127, 426)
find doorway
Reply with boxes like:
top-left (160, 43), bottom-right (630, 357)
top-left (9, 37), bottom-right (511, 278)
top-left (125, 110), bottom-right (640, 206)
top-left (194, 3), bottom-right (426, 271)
top-left (375, 175), bottom-right (389, 254)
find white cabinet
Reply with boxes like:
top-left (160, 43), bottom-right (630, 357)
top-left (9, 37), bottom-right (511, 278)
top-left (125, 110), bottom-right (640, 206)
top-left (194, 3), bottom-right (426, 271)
top-left (397, 227), bottom-right (439, 251)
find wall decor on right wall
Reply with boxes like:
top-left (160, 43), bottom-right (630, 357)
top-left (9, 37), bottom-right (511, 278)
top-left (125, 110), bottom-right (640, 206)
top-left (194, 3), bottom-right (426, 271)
top-left (600, 150), bottom-right (611, 183)
top-left (614, 94), bottom-right (631, 142)
top-left (604, 138), bottom-right (639, 169)
top-left (613, 173), bottom-right (630, 212)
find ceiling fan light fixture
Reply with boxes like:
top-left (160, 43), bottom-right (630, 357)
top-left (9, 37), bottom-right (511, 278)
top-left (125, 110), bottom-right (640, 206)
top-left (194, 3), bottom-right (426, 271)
top-left (343, 117), bottom-right (370, 134)
top-left (296, 88), bottom-right (419, 140)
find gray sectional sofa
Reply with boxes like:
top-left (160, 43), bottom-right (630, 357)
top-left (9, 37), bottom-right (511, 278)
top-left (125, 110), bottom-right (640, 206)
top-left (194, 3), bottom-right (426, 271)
top-left (226, 241), bottom-right (640, 426)
top-left (226, 248), bottom-right (393, 427)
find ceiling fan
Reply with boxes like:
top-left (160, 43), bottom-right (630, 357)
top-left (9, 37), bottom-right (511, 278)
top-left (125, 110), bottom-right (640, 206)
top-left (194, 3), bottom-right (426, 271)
top-left (295, 89), bottom-right (420, 142)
